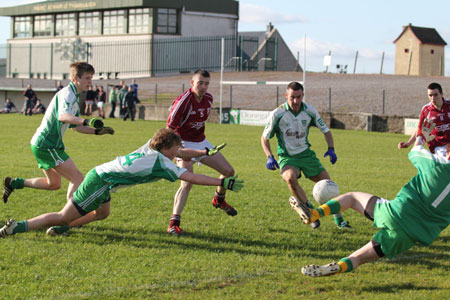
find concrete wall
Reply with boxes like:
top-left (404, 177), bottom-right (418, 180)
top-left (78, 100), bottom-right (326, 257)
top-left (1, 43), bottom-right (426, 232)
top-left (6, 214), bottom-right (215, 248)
top-left (180, 11), bottom-right (237, 36)
top-left (103, 104), bottom-right (407, 134)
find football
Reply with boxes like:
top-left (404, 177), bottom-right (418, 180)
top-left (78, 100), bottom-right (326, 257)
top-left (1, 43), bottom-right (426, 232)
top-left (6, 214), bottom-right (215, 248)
top-left (312, 179), bottom-right (340, 205)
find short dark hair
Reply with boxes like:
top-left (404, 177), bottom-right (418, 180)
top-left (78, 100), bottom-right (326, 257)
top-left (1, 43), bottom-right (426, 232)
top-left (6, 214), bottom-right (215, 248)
top-left (150, 128), bottom-right (181, 152)
top-left (70, 62), bottom-right (95, 80)
top-left (193, 69), bottom-right (210, 78)
top-left (287, 81), bottom-right (304, 91)
top-left (428, 82), bottom-right (442, 93)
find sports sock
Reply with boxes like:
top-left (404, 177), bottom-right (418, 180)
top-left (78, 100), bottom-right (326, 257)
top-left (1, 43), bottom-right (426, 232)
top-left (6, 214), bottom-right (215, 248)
top-left (11, 178), bottom-right (25, 189)
top-left (214, 191), bottom-right (226, 204)
top-left (333, 213), bottom-right (345, 225)
top-left (12, 220), bottom-right (28, 234)
top-left (169, 214), bottom-right (181, 227)
top-left (52, 225), bottom-right (70, 234)
top-left (337, 257), bottom-right (354, 273)
top-left (315, 199), bottom-right (341, 217)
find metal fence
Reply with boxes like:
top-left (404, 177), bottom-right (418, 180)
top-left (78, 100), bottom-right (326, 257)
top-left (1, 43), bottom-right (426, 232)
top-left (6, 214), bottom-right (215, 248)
top-left (0, 34), bottom-right (279, 79)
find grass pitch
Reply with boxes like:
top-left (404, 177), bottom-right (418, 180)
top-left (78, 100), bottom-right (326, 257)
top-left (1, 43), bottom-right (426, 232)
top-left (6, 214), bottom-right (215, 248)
top-left (0, 114), bottom-right (448, 299)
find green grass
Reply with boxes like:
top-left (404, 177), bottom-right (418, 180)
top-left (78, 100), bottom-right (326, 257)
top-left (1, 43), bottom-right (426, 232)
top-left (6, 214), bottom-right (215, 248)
top-left (0, 114), bottom-right (448, 299)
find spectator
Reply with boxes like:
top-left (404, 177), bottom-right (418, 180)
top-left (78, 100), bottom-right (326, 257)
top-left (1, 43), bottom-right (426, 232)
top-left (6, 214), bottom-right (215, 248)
top-left (85, 85), bottom-right (96, 116)
top-left (130, 79), bottom-right (139, 97)
top-left (31, 99), bottom-right (46, 114)
top-left (108, 86), bottom-right (118, 118)
top-left (23, 84), bottom-right (36, 116)
top-left (123, 86), bottom-right (139, 121)
top-left (118, 84), bottom-right (128, 118)
top-left (96, 85), bottom-right (106, 119)
top-left (1, 98), bottom-right (18, 113)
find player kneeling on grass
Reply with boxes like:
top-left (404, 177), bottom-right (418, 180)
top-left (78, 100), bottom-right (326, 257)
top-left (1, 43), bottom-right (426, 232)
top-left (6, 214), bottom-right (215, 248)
top-left (0, 128), bottom-right (243, 238)
top-left (292, 124), bottom-right (449, 277)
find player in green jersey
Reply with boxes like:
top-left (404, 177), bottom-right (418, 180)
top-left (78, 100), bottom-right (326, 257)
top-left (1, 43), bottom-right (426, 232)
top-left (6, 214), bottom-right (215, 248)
top-left (296, 120), bottom-right (450, 277)
top-left (0, 128), bottom-right (243, 238)
top-left (261, 81), bottom-right (351, 229)
top-left (2, 62), bottom-right (114, 204)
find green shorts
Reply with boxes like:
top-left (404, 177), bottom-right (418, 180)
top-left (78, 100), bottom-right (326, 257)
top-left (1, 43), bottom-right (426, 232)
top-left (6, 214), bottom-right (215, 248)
top-left (279, 148), bottom-right (325, 178)
top-left (372, 201), bottom-right (416, 259)
top-left (31, 145), bottom-right (69, 170)
top-left (72, 169), bottom-right (111, 216)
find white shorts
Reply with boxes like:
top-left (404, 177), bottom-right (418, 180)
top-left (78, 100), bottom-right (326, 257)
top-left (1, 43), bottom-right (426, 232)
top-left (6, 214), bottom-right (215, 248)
top-left (97, 101), bottom-right (104, 108)
top-left (86, 100), bottom-right (94, 105)
top-left (434, 145), bottom-right (447, 157)
top-left (176, 139), bottom-right (213, 163)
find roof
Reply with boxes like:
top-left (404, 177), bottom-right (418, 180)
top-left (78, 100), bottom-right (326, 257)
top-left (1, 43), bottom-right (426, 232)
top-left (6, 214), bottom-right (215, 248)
top-left (0, 0), bottom-right (239, 17)
top-left (393, 23), bottom-right (447, 45)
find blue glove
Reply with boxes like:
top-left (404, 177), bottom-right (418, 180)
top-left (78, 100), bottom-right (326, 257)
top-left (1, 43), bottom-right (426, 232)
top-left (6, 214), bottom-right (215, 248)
top-left (266, 155), bottom-right (279, 170)
top-left (324, 147), bottom-right (337, 164)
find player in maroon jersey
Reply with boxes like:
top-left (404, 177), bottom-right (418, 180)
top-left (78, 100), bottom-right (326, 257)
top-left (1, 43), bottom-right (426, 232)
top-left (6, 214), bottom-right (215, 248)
top-left (398, 82), bottom-right (450, 157)
top-left (166, 70), bottom-right (237, 236)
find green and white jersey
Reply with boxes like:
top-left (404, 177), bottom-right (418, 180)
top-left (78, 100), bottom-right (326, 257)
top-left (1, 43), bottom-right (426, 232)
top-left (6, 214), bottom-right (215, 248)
top-left (95, 140), bottom-right (187, 189)
top-left (30, 82), bottom-right (79, 149)
top-left (384, 145), bottom-right (450, 245)
top-left (262, 102), bottom-right (329, 156)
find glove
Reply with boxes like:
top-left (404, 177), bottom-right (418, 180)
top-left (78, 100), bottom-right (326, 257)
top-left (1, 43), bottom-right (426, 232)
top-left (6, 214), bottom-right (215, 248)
top-left (266, 155), bottom-right (279, 170)
top-left (221, 175), bottom-right (244, 192)
top-left (420, 117), bottom-right (436, 142)
top-left (83, 118), bottom-right (104, 129)
top-left (95, 127), bottom-right (115, 135)
top-left (324, 147), bottom-right (337, 164)
top-left (205, 143), bottom-right (226, 156)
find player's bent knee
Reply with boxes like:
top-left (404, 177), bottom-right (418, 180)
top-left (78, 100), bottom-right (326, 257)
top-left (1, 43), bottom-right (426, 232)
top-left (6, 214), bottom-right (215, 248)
top-left (222, 167), bottom-right (234, 178)
top-left (47, 182), bottom-right (62, 190)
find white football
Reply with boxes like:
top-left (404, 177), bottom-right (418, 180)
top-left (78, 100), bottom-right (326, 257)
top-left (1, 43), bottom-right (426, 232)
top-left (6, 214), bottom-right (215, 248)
top-left (313, 179), bottom-right (340, 205)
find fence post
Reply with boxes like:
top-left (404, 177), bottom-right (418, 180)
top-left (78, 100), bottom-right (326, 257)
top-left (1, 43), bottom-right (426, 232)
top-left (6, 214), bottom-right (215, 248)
top-left (328, 87), bottom-right (332, 112)
top-left (382, 89), bottom-right (385, 115)
top-left (50, 43), bottom-right (53, 79)
top-left (155, 83), bottom-right (158, 104)
top-left (182, 83), bottom-right (184, 94)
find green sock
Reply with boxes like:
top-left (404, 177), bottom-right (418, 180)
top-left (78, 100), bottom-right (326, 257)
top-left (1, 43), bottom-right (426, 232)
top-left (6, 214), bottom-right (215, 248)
top-left (333, 213), bottom-right (344, 225)
top-left (12, 220), bottom-right (28, 234)
top-left (11, 178), bottom-right (25, 189)
top-left (52, 225), bottom-right (70, 234)
top-left (337, 257), bottom-right (354, 273)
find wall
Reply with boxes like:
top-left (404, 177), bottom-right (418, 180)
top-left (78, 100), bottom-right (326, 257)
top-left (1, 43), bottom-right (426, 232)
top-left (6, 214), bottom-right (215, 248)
top-left (419, 44), bottom-right (444, 76)
top-left (180, 11), bottom-right (237, 36)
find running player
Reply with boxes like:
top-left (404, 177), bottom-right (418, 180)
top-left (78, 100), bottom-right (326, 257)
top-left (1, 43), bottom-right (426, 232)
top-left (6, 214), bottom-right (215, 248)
top-left (295, 122), bottom-right (449, 277)
top-left (0, 128), bottom-right (243, 238)
top-left (261, 81), bottom-right (351, 229)
top-left (2, 62), bottom-right (114, 204)
top-left (166, 69), bottom-right (237, 236)
top-left (398, 82), bottom-right (450, 156)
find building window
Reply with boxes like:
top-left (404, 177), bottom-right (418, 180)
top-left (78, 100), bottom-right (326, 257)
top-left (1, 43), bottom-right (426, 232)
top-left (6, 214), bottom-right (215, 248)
top-left (34, 15), bottom-right (52, 37)
top-left (129, 8), bottom-right (150, 34)
top-left (79, 11), bottom-right (100, 35)
top-left (55, 13), bottom-right (76, 36)
top-left (430, 49), bottom-right (434, 54)
top-left (404, 48), bottom-right (409, 53)
top-left (14, 16), bottom-right (32, 38)
top-left (157, 8), bottom-right (177, 33)
top-left (103, 10), bottom-right (125, 34)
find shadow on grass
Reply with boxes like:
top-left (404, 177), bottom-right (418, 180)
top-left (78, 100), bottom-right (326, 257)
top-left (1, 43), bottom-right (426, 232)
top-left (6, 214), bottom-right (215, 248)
top-left (360, 282), bottom-right (438, 293)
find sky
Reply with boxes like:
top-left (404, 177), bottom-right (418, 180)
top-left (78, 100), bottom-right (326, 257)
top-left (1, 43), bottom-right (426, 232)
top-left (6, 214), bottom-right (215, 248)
top-left (1, 0), bottom-right (450, 75)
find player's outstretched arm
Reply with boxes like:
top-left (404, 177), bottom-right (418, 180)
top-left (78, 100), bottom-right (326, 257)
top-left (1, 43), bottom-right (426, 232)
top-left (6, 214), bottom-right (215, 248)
top-left (398, 130), bottom-right (417, 149)
top-left (261, 136), bottom-right (279, 170)
top-left (179, 172), bottom-right (244, 192)
top-left (177, 143), bottom-right (226, 158)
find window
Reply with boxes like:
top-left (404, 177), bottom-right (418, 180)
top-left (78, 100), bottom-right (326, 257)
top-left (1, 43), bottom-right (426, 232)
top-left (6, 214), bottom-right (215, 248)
top-left (129, 8), bottom-right (150, 34)
top-left (14, 16), bottom-right (31, 38)
top-left (34, 15), bottom-right (52, 37)
top-left (157, 8), bottom-right (177, 33)
top-left (404, 48), bottom-right (409, 53)
top-left (103, 10), bottom-right (125, 34)
top-left (79, 11), bottom-right (100, 35)
top-left (55, 13), bottom-right (76, 36)
top-left (431, 49), bottom-right (434, 54)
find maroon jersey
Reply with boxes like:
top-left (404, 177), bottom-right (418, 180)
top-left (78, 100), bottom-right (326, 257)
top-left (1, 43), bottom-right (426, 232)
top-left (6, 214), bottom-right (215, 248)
top-left (417, 99), bottom-right (450, 152)
top-left (167, 89), bottom-right (213, 142)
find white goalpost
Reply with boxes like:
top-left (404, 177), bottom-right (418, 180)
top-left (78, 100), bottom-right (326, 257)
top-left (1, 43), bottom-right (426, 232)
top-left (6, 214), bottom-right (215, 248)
top-left (219, 36), bottom-right (307, 123)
